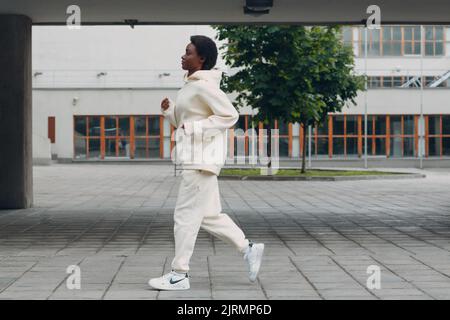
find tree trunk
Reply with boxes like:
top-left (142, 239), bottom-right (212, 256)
top-left (301, 123), bottom-right (307, 174)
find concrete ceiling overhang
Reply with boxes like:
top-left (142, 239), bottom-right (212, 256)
top-left (0, 0), bottom-right (449, 25)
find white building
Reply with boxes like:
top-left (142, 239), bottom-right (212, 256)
top-left (32, 25), bottom-right (450, 165)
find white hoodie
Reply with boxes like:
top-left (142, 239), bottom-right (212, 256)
top-left (161, 69), bottom-right (239, 175)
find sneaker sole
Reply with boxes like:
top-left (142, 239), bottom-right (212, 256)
top-left (249, 243), bottom-right (264, 282)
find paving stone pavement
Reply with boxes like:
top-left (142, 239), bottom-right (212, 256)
top-left (0, 164), bottom-right (449, 300)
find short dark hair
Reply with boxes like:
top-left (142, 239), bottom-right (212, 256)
top-left (190, 35), bottom-right (218, 70)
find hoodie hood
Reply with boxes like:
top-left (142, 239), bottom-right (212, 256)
top-left (183, 69), bottom-right (223, 87)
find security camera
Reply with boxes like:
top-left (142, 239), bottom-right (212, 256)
top-left (124, 19), bottom-right (139, 29)
top-left (244, 0), bottom-right (273, 16)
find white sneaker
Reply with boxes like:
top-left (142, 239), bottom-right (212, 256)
top-left (148, 270), bottom-right (190, 290)
top-left (243, 242), bottom-right (265, 282)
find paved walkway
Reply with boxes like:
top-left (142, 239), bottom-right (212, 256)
top-left (0, 164), bottom-right (449, 300)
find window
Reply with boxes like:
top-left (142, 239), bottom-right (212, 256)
top-left (425, 76), bottom-right (449, 88)
top-left (369, 76), bottom-right (382, 88)
top-left (74, 117), bottom-right (87, 138)
top-left (390, 116), bottom-right (402, 157)
top-left (341, 27), bottom-right (353, 49)
top-left (104, 116), bottom-right (117, 157)
top-left (147, 116), bottom-right (161, 158)
top-left (134, 116), bottom-right (147, 158)
top-left (369, 76), bottom-right (412, 88)
top-left (316, 121), bottom-right (328, 136)
top-left (382, 77), bottom-right (393, 87)
top-left (347, 137), bottom-right (359, 155)
top-left (442, 115), bottom-right (450, 134)
top-left (79, 113), bottom-right (449, 160)
top-left (366, 116), bottom-right (387, 156)
top-left (73, 115), bottom-right (163, 160)
top-left (359, 27), bottom-right (381, 56)
top-left (428, 136), bottom-right (441, 157)
top-left (382, 26), bottom-right (402, 56)
top-left (346, 115), bottom-right (358, 135)
top-left (276, 120), bottom-right (290, 157)
top-left (331, 115), bottom-right (345, 156)
top-left (332, 138), bottom-right (345, 155)
top-left (358, 25), bottom-right (446, 57)
top-left (393, 76), bottom-right (404, 87)
top-left (403, 26), bottom-right (421, 55)
top-left (367, 76), bottom-right (429, 88)
top-left (346, 115), bottom-right (359, 156)
top-left (403, 116), bottom-right (416, 156)
top-left (373, 138), bottom-right (386, 155)
top-left (102, 116), bottom-right (132, 158)
top-left (425, 26), bottom-right (444, 56)
top-left (74, 116), bottom-right (87, 159)
top-left (314, 120), bottom-right (329, 157)
top-left (88, 116), bottom-right (101, 159)
top-left (375, 116), bottom-right (387, 135)
top-left (223, 113), bottom-right (450, 159)
top-left (332, 115), bottom-right (345, 135)
top-left (436, 115), bottom-right (450, 156)
top-left (310, 115), bottom-right (363, 158)
top-left (427, 115), bottom-right (441, 156)
top-left (315, 137), bottom-right (328, 156)
top-left (88, 117), bottom-right (100, 136)
top-left (403, 116), bottom-right (415, 135)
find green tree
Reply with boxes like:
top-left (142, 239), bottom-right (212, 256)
top-left (212, 25), bottom-right (365, 173)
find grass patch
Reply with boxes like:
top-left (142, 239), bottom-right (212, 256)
top-left (220, 168), bottom-right (403, 177)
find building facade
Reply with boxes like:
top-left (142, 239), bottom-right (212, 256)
top-left (32, 25), bottom-right (450, 164)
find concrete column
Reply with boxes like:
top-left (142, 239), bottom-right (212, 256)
top-left (0, 15), bottom-right (33, 209)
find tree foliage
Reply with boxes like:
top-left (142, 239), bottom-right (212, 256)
top-left (212, 25), bottom-right (365, 172)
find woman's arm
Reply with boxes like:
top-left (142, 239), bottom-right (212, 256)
top-left (161, 97), bottom-right (178, 128)
top-left (183, 82), bottom-right (239, 138)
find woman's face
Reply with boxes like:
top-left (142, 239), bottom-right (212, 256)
top-left (181, 43), bottom-right (205, 71)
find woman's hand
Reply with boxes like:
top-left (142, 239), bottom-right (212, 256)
top-left (161, 97), bottom-right (170, 111)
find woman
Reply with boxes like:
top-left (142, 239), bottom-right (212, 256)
top-left (148, 35), bottom-right (264, 291)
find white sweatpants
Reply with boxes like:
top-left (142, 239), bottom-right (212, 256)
top-left (171, 169), bottom-right (249, 273)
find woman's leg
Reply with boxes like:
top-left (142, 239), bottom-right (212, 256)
top-left (201, 214), bottom-right (250, 254)
top-left (171, 170), bottom-right (204, 273)
top-left (171, 169), bottom-right (250, 274)
top-left (199, 171), bottom-right (250, 253)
